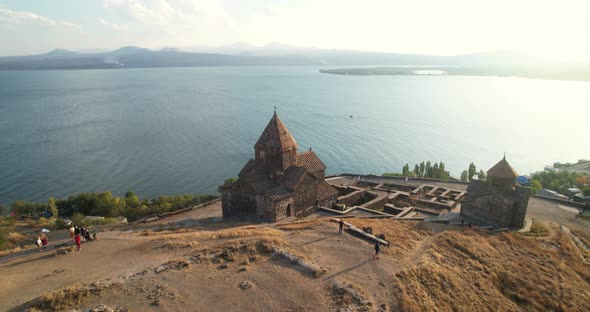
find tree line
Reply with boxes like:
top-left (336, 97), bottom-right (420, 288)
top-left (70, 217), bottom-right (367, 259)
top-left (7, 191), bottom-right (217, 222)
top-left (384, 161), bottom-right (487, 182)
top-left (385, 161), bottom-right (450, 180)
top-left (529, 170), bottom-right (590, 196)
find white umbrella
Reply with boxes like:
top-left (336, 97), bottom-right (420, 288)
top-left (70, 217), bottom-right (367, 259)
top-left (41, 228), bottom-right (50, 233)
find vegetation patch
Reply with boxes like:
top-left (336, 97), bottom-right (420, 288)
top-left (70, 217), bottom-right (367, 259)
top-left (392, 229), bottom-right (590, 311)
top-left (521, 220), bottom-right (549, 237)
top-left (21, 281), bottom-right (122, 311)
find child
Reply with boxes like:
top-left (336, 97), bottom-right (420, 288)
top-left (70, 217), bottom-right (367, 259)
top-left (75, 234), bottom-right (81, 251)
top-left (36, 236), bottom-right (42, 251)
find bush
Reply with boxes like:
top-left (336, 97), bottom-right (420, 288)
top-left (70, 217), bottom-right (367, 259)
top-left (37, 217), bottom-right (48, 225)
top-left (54, 218), bottom-right (71, 229)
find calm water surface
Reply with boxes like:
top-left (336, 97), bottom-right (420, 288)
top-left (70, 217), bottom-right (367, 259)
top-left (0, 67), bottom-right (588, 204)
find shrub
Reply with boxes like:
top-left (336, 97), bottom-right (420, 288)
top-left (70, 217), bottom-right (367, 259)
top-left (54, 218), bottom-right (71, 229)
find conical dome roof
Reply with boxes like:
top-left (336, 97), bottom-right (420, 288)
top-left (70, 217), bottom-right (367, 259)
top-left (487, 155), bottom-right (518, 178)
top-left (255, 113), bottom-right (297, 153)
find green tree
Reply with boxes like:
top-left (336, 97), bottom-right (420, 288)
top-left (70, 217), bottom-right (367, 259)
top-left (48, 197), bottom-right (58, 218)
top-left (477, 170), bottom-right (487, 181)
top-left (460, 170), bottom-right (469, 182)
top-left (530, 180), bottom-right (543, 194)
top-left (402, 164), bottom-right (410, 176)
top-left (425, 161), bottom-right (432, 178)
top-left (414, 164), bottom-right (420, 177)
top-left (124, 191), bottom-right (140, 208)
top-left (468, 163), bottom-right (477, 181)
top-left (0, 205), bottom-right (6, 216)
top-left (432, 163), bottom-right (439, 179)
top-left (419, 162), bottom-right (425, 177)
top-left (218, 177), bottom-right (238, 193)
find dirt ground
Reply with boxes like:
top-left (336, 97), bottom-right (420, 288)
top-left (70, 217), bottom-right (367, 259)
top-left (2, 201), bottom-right (590, 312)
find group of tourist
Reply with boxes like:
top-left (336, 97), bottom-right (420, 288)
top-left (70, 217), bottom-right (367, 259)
top-left (68, 225), bottom-right (95, 251)
top-left (35, 233), bottom-right (48, 251)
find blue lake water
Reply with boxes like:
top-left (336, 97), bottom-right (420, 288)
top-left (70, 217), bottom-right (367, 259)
top-left (0, 67), bottom-right (589, 205)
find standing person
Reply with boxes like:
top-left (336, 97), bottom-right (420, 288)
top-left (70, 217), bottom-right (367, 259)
top-left (69, 225), bottom-right (75, 241)
top-left (338, 219), bottom-right (344, 234)
top-left (374, 241), bottom-right (381, 260)
top-left (75, 233), bottom-right (82, 251)
top-left (41, 233), bottom-right (48, 249)
top-left (74, 226), bottom-right (80, 236)
top-left (81, 227), bottom-right (87, 241)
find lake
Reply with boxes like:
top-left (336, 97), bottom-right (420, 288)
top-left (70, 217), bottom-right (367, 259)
top-left (0, 67), bottom-right (588, 205)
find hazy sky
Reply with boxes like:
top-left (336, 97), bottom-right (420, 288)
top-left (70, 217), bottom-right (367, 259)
top-left (1, 0), bottom-right (589, 60)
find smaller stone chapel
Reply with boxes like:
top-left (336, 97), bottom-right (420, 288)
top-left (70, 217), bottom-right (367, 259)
top-left (221, 112), bottom-right (338, 221)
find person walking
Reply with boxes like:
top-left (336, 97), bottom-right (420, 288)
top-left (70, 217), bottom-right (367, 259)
top-left (374, 241), bottom-right (381, 260)
top-left (338, 219), bottom-right (344, 234)
top-left (75, 233), bottom-right (82, 251)
top-left (69, 226), bottom-right (75, 241)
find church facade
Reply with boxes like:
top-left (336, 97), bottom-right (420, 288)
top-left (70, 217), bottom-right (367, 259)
top-left (221, 112), bottom-right (338, 221)
top-left (461, 156), bottom-right (531, 229)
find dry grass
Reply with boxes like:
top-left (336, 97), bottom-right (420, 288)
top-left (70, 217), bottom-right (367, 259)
top-left (275, 219), bottom-right (321, 230)
top-left (0, 245), bottom-right (25, 257)
top-left (521, 219), bottom-right (549, 237)
top-left (346, 219), bottom-right (429, 257)
top-left (392, 226), bottom-right (590, 312)
top-left (22, 282), bottom-right (121, 311)
top-left (6, 231), bottom-right (27, 245)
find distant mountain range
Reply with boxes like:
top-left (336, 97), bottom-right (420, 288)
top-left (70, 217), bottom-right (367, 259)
top-left (1, 46), bottom-right (588, 81)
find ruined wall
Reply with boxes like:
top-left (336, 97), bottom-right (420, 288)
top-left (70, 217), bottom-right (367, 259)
top-left (338, 190), bottom-right (366, 207)
top-left (362, 194), bottom-right (389, 211)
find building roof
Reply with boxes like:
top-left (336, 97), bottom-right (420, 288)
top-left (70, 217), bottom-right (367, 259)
top-left (567, 187), bottom-right (582, 194)
top-left (487, 156), bottom-right (518, 178)
top-left (243, 173), bottom-right (277, 193)
top-left (238, 159), bottom-right (256, 177)
top-left (280, 166), bottom-right (308, 190)
top-left (254, 113), bottom-right (297, 154)
top-left (265, 187), bottom-right (294, 201)
top-left (296, 151), bottom-right (327, 173)
top-left (317, 181), bottom-right (339, 201)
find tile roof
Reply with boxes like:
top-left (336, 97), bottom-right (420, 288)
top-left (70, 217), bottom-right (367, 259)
top-left (317, 181), bottom-right (339, 201)
top-left (254, 113), bottom-right (297, 154)
top-left (296, 151), bottom-right (326, 173)
top-left (243, 173), bottom-right (277, 193)
top-left (487, 156), bottom-right (518, 178)
top-left (280, 166), bottom-right (307, 190)
top-left (265, 187), bottom-right (294, 201)
top-left (238, 159), bottom-right (256, 177)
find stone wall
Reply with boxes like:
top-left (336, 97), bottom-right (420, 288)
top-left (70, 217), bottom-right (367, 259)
top-left (337, 190), bottom-right (377, 207)
top-left (222, 181), bottom-right (257, 219)
top-left (461, 180), bottom-right (530, 229)
top-left (361, 194), bottom-right (389, 211)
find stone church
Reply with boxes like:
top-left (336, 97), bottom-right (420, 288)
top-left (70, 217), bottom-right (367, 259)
top-left (222, 112), bottom-right (338, 221)
top-left (461, 156), bottom-right (531, 229)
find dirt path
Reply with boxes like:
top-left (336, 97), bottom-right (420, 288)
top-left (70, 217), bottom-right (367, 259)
top-left (0, 236), bottom-right (171, 311)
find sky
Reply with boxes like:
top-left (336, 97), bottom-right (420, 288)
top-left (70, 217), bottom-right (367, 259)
top-left (0, 0), bottom-right (589, 60)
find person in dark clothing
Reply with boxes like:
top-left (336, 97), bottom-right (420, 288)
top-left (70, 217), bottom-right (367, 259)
top-left (338, 219), bottom-right (344, 234)
top-left (374, 242), bottom-right (381, 260)
top-left (84, 230), bottom-right (92, 241)
top-left (74, 226), bottom-right (80, 235)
